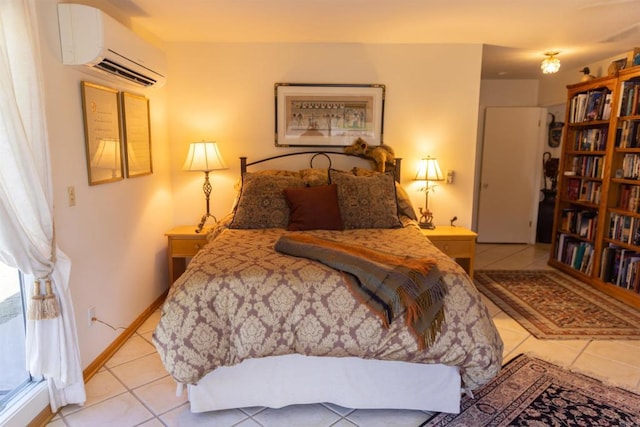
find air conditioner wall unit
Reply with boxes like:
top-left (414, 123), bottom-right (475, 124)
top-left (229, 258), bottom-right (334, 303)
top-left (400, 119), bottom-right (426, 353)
top-left (57, 3), bottom-right (167, 88)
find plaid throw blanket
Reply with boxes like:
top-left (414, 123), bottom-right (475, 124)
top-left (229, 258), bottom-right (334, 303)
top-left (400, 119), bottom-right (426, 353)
top-left (274, 234), bottom-right (447, 349)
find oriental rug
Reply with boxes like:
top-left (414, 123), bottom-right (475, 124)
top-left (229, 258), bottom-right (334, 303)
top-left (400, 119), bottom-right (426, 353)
top-left (474, 270), bottom-right (640, 339)
top-left (422, 354), bottom-right (640, 427)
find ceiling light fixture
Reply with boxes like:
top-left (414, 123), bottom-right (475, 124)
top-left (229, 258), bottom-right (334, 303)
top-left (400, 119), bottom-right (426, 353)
top-left (541, 51), bottom-right (561, 74)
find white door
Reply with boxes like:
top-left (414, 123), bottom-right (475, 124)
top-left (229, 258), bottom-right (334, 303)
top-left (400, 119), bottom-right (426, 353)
top-left (477, 107), bottom-right (546, 243)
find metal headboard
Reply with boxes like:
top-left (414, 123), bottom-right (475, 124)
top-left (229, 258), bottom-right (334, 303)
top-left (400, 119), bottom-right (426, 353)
top-left (239, 151), bottom-right (402, 182)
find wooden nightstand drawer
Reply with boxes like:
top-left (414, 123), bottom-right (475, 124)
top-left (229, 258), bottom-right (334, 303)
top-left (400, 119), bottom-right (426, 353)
top-left (421, 226), bottom-right (477, 278)
top-left (430, 239), bottom-right (473, 258)
top-left (171, 239), bottom-right (206, 257)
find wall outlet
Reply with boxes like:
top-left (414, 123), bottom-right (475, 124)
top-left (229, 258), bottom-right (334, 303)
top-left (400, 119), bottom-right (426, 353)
top-left (88, 306), bottom-right (96, 327)
top-left (446, 170), bottom-right (454, 184)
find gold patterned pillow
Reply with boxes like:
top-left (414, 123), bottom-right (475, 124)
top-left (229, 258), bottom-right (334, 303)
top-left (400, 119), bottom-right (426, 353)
top-left (352, 167), bottom-right (418, 221)
top-left (329, 169), bottom-right (402, 229)
top-left (230, 173), bottom-right (306, 229)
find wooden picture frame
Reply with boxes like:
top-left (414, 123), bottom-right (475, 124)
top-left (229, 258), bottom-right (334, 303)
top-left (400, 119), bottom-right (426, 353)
top-left (121, 92), bottom-right (153, 177)
top-left (275, 83), bottom-right (385, 147)
top-left (81, 81), bottom-right (124, 185)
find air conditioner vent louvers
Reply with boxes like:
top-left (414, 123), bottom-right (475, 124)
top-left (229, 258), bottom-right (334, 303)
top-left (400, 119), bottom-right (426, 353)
top-left (95, 58), bottom-right (157, 87)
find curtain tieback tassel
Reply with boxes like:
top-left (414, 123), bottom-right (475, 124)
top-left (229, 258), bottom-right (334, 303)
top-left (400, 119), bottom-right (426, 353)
top-left (27, 278), bottom-right (61, 320)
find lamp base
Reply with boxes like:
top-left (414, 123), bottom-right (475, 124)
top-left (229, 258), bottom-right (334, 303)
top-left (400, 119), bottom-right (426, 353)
top-left (195, 213), bottom-right (218, 233)
top-left (418, 207), bottom-right (435, 230)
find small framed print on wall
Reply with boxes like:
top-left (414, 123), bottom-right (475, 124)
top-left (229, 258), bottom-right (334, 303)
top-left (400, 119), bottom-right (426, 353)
top-left (81, 81), bottom-right (124, 185)
top-left (121, 92), bottom-right (152, 177)
top-left (275, 83), bottom-right (385, 147)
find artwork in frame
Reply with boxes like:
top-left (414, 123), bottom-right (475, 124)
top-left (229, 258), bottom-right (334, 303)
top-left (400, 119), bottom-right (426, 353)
top-left (275, 83), bottom-right (385, 147)
top-left (121, 92), bottom-right (153, 177)
top-left (81, 81), bottom-right (124, 185)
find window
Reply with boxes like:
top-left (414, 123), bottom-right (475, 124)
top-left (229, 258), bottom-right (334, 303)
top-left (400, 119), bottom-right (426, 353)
top-left (0, 262), bottom-right (31, 412)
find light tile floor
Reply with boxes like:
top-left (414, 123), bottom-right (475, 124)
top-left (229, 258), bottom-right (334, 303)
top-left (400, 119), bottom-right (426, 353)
top-left (47, 243), bottom-right (640, 427)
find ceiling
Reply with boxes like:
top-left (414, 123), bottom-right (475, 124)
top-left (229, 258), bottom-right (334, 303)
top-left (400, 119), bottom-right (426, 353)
top-left (110, 0), bottom-right (640, 79)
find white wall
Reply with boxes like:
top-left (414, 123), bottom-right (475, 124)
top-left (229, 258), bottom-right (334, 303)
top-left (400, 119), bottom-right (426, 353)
top-left (35, 0), bottom-right (173, 369)
top-left (167, 42), bottom-right (484, 229)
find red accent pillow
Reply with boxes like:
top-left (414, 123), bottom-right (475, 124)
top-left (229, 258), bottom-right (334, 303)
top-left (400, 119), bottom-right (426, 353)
top-left (283, 184), bottom-right (344, 231)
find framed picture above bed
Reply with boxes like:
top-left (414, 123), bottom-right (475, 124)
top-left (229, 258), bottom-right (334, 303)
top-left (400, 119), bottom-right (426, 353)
top-left (275, 83), bottom-right (385, 147)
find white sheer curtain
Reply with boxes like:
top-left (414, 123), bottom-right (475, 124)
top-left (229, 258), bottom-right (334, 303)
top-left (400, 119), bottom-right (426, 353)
top-left (0, 0), bottom-right (85, 411)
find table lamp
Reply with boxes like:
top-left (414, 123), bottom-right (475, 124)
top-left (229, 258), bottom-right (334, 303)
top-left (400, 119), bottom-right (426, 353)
top-left (414, 156), bottom-right (444, 229)
top-left (183, 141), bottom-right (228, 233)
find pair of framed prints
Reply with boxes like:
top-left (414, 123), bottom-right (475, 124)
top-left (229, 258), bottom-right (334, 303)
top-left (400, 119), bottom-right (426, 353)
top-left (81, 81), bottom-right (152, 185)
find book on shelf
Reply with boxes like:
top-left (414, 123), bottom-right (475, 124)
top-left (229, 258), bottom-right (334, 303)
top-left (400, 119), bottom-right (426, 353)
top-left (602, 92), bottom-right (613, 120)
top-left (618, 81), bottom-right (640, 117)
top-left (555, 234), bottom-right (593, 274)
top-left (575, 128), bottom-right (607, 151)
top-left (618, 184), bottom-right (640, 213)
top-left (566, 178), bottom-right (580, 200)
top-left (622, 153), bottom-right (640, 179)
top-left (601, 244), bottom-right (640, 290)
top-left (608, 213), bottom-right (640, 246)
top-left (577, 211), bottom-right (597, 239)
top-left (585, 90), bottom-right (605, 121)
top-left (571, 88), bottom-right (610, 122)
top-left (617, 120), bottom-right (640, 148)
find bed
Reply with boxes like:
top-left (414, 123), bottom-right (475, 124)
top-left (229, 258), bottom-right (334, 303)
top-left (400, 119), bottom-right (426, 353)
top-left (153, 151), bottom-right (503, 414)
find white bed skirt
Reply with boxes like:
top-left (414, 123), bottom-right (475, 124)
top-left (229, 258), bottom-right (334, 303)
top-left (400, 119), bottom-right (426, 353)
top-left (188, 354), bottom-right (461, 414)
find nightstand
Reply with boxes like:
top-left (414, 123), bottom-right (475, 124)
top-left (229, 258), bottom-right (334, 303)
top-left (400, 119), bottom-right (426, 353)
top-left (165, 225), bottom-right (211, 284)
top-left (421, 226), bottom-right (477, 279)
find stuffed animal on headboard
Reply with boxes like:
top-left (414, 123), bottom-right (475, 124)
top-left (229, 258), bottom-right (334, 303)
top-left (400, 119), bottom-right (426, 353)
top-left (344, 138), bottom-right (395, 172)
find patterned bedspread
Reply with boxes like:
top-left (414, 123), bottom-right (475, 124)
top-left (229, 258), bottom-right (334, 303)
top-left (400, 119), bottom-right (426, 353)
top-left (153, 219), bottom-right (503, 390)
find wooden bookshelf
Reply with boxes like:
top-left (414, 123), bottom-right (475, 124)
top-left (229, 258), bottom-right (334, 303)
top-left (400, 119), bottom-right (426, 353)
top-left (549, 67), bottom-right (640, 310)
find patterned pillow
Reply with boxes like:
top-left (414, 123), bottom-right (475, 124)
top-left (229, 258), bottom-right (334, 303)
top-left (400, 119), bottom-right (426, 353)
top-left (231, 169), bottom-right (301, 211)
top-left (329, 169), bottom-right (402, 229)
top-left (351, 167), bottom-right (418, 221)
top-left (230, 173), bottom-right (306, 229)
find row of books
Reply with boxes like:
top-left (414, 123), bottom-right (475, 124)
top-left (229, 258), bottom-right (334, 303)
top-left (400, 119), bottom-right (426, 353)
top-left (600, 245), bottom-right (640, 293)
top-left (559, 208), bottom-right (597, 239)
top-left (573, 128), bottom-right (607, 151)
top-left (571, 155), bottom-right (604, 178)
top-left (619, 153), bottom-right (640, 180)
top-left (565, 178), bottom-right (601, 204)
top-left (569, 89), bottom-right (612, 123)
top-left (617, 184), bottom-right (640, 213)
top-left (618, 81), bottom-right (640, 117)
top-left (555, 235), bottom-right (593, 274)
top-left (615, 119), bottom-right (640, 148)
top-left (608, 212), bottom-right (640, 246)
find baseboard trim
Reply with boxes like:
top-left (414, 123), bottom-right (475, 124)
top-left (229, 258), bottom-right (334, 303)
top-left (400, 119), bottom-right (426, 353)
top-left (83, 291), bottom-right (167, 382)
top-left (32, 292), bottom-right (167, 426)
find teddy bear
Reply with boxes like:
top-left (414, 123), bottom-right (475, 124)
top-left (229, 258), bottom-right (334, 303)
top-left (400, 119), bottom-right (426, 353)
top-left (343, 137), bottom-right (395, 173)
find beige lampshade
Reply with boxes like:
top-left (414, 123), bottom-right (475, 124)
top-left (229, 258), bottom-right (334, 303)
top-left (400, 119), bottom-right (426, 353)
top-left (414, 156), bottom-right (444, 182)
top-left (183, 141), bottom-right (228, 172)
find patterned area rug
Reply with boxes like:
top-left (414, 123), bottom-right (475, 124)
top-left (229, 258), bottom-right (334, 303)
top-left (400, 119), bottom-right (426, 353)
top-left (423, 354), bottom-right (640, 426)
top-left (475, 270), bottom-right (640, 339)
